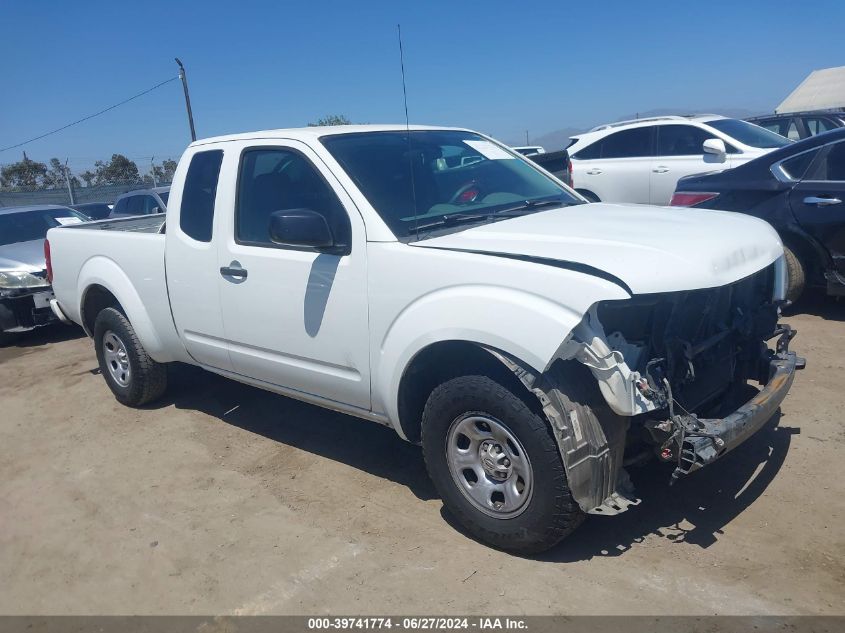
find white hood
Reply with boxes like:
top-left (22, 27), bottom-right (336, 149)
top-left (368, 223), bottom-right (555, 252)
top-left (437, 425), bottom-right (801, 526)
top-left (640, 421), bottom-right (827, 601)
top-left (413, 203), bottom-right (783, 295)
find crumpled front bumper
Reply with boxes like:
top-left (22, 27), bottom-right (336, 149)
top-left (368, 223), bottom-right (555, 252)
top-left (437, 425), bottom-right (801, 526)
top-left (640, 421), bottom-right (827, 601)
top-left (672, 327), bottom-right (805, 479)
top-left (0, 289), bottom-right (57, 334)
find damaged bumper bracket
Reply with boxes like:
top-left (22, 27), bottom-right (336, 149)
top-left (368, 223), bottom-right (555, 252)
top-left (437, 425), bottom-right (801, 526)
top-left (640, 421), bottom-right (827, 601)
top-left (671, 329), bottom-right (805, 480)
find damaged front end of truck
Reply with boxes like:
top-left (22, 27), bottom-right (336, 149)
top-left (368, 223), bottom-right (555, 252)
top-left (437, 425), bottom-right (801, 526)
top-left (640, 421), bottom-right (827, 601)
top-left (492, 258), bottom-right (805, 516)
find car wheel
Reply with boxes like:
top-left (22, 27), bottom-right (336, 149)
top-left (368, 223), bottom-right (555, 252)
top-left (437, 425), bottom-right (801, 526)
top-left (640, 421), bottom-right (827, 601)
top-left (93, 307), bottom-right (167, 407)
top-left (421, 374), bottom-right (584, 554)
top-left (783, 245), bottom-right (806, 303)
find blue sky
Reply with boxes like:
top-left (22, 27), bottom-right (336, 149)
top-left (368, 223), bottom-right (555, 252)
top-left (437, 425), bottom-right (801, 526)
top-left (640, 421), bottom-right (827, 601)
top-left (1, 0), bottom-right (842, 172)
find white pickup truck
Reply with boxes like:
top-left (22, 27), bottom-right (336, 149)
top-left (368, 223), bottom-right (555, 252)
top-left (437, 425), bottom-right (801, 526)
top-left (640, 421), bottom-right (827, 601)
top-left (46, 125), bottom-right (803, 553)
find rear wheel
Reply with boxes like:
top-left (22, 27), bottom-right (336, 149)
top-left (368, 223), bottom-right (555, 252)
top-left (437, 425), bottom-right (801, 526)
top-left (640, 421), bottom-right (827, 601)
top-left (421, 375), bottom-right (584, 554)
top-left (783, 245), bottom-right (806, 303)
top-left (93, 307), bottom-right (167, 406)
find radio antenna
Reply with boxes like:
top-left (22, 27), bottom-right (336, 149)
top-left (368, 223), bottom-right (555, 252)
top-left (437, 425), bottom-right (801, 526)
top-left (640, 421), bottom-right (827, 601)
top-left (398, 24), bottom-right (419, 239)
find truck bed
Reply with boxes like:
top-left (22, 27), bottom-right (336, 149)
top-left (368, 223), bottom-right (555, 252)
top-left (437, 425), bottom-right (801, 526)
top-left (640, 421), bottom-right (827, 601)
top-left (46, 216), bottom-right (184, 362)
top-left (64, 215), bottom-right (166, 234)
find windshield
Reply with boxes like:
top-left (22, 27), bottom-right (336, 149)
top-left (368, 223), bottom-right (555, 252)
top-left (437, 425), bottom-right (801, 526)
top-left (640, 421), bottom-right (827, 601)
top-left (0, 207), bottom-right (88, 246)
top-left (321, 130), bottom-right (580, 238)
top-left (707, 118), bottom-right (791, 149)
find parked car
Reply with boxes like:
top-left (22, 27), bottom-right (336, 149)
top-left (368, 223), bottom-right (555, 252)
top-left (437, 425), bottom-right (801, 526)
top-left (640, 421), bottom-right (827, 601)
top-left (567, 115), bottom-right (791, 205)
top-left (672, 128), bottom-right (845, 302)
top-left (70, 202), bottom-right (113, 221)
top-left (511, 145), bottom-right (546, 157)
top-left (46, 125), bottom-right (802, 553)
top-left (525, 148), bottom-right (572, 187)
top-left (747, 110), bottom-right (845, 141)
top-left (0, 204), bottom-right (88, 343)
top-left (110, 186), bottom-right (169, 218)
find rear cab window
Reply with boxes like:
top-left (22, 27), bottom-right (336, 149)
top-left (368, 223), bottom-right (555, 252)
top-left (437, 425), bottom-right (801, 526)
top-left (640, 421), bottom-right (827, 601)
top-left (180, 150), bottom-right (224, 242)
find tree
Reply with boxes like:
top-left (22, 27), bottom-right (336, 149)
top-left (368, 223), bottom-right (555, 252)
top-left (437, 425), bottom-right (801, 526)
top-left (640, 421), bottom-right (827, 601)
top-left (80, 170), bottom-right (96, 187)
top-left (0, 154), bottom-right (48, 189)
top-left (161, 159), bottom-right (177, 182)
top-left (93, 154), bottom-right (141, 185)
top-left (308, 114), bottom-right (352, 127)
top-left (42, 158), bottom-right (80, 189)
top-left (147, 158), bottom-right (178, 185)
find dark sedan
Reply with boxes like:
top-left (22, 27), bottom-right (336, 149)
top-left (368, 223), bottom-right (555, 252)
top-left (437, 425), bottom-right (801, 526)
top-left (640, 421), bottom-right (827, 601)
top-left (671, 128), bottom-right (845, 302)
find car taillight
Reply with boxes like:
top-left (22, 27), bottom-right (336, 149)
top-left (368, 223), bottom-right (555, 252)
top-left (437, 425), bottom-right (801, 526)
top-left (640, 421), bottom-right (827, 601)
top-left (44, 239), bottom-right (53, 284)
top-left (566, 155), bottom-right (573, 187)
top-left (670, 192), bottom-right (719, 207)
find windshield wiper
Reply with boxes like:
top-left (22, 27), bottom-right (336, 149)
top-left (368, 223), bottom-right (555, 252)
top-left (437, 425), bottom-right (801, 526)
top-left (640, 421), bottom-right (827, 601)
top-left (412, 198), bottom-right (571, 234)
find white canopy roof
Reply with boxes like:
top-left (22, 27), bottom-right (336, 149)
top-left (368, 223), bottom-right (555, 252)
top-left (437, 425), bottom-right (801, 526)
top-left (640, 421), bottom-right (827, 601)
top-left (776, 66), bottom-right (845, 114)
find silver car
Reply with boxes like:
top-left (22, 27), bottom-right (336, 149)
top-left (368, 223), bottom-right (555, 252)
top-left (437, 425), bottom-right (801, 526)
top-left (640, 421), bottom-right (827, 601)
top-left (110, 186), bottom-right (169, 218)
top-left (0, 205), bottom-right (89, 343)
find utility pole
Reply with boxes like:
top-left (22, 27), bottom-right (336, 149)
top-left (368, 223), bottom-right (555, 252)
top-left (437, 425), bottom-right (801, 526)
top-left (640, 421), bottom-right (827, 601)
top-left (525, 130), bottom-right (529, 145)
top-left (150, 156), bottom-right (158, 187)
top-left (175, 58), bottom-right (197, 142)
top-left (63, 158), bottom-right (75, 205)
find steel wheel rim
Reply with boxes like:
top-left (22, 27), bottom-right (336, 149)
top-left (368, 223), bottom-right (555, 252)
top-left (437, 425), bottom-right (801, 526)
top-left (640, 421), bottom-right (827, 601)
top-left (445, 413), bottom-right (533, 518)
top-left (103, 330), bottom-right (131, 387)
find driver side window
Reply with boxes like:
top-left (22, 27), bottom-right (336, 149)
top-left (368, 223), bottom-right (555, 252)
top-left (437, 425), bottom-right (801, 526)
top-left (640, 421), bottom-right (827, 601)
top-left (236, 148), bottom-right (351, 248)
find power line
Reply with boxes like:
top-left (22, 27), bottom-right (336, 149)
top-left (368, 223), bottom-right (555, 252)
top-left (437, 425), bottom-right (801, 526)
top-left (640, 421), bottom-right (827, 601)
top-left (0, 76), bottom-right (179, 154)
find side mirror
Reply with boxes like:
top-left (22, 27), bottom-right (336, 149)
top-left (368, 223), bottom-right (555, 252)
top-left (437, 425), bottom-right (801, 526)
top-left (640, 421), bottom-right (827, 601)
top-left (268, 208), bottom-right (337, 252)
top-left (703, 138), bottom-right (727, 161)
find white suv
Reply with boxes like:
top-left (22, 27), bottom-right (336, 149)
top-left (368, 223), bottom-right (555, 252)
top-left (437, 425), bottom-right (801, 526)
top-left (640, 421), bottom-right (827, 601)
top-left (567, 115), bottom-right (790, 205)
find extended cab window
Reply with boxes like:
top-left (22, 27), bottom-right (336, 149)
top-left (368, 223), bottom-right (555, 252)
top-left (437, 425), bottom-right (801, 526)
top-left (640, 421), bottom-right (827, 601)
top-left (236, 148), bottom-right (350, 247)
top-left (180, 150), bottom-right (223, 242)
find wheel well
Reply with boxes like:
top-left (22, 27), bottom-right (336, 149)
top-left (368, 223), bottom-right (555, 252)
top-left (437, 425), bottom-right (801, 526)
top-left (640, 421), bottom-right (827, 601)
top-left (81, 285), bottom-right (123, 335)
top-left (575, 189), bottom-right (600, 203)
top-left (396, 341), bottom-right (542, 443)
top-left (780, 229), bottom-right (824, 281)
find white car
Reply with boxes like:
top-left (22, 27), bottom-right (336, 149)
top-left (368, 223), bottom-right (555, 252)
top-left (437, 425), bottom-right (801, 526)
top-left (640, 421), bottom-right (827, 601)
top-left (46, 125), bottom-right (802, 553)
top-left (568, 115), bottom-right (791, 205)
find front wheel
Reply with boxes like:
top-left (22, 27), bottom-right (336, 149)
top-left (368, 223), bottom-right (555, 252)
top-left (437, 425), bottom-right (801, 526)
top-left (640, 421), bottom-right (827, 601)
top-left (421, 375), bottom-right (584, 554)
top-left (93, 307), bottom-right (167, 407)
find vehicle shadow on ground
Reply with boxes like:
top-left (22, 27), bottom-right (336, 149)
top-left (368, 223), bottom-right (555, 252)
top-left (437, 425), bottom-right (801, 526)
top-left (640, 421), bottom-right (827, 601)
top-left (788, 290), bottom-right (845, 321)
top-left (537, 410), bottom-right (798, 562)
top-left (0, 324), bottom-right (85, 361)
top-left (153, 365), bottom-right (796, 560)
top-left (153, 364), bottom-right (438, 501)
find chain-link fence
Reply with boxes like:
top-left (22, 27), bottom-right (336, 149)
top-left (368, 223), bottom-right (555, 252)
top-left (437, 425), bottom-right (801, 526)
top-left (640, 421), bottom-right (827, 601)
top-left (0, 180), bottom-right (172, 208)
top-left (0, 152), bottom-right (178, 208)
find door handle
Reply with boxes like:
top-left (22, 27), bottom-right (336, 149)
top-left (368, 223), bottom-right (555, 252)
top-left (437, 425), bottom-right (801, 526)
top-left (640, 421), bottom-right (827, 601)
top-left (586, 168), bottom-right (603, 175)
top-left (803, 196), bottom-right (842, 206)
top-left (652, 166), bottom-right (670, 173)
top-left (220, 265), bottom-right (248, 279)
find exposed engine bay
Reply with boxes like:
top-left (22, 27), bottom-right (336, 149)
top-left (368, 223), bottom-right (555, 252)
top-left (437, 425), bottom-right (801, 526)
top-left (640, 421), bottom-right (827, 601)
top-left (594, 262), bottom-right (802, 482)
top-left (491, 260), bottom-right (804, 516)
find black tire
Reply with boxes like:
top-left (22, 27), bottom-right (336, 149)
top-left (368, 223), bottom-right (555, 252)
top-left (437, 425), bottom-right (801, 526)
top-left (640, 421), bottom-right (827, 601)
top-left (0, 331), bottom-right (15, 347)
top-left (93, 307), bottom-right (167, 407)
top-left (783, 245), bottom-right (806, 304)
top-left (421, 375), bottom-right (584, 554)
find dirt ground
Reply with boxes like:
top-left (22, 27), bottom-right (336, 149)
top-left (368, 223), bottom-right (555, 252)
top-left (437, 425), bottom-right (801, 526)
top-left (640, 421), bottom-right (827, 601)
top-left (1, 296), bottom-right (843, 616)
